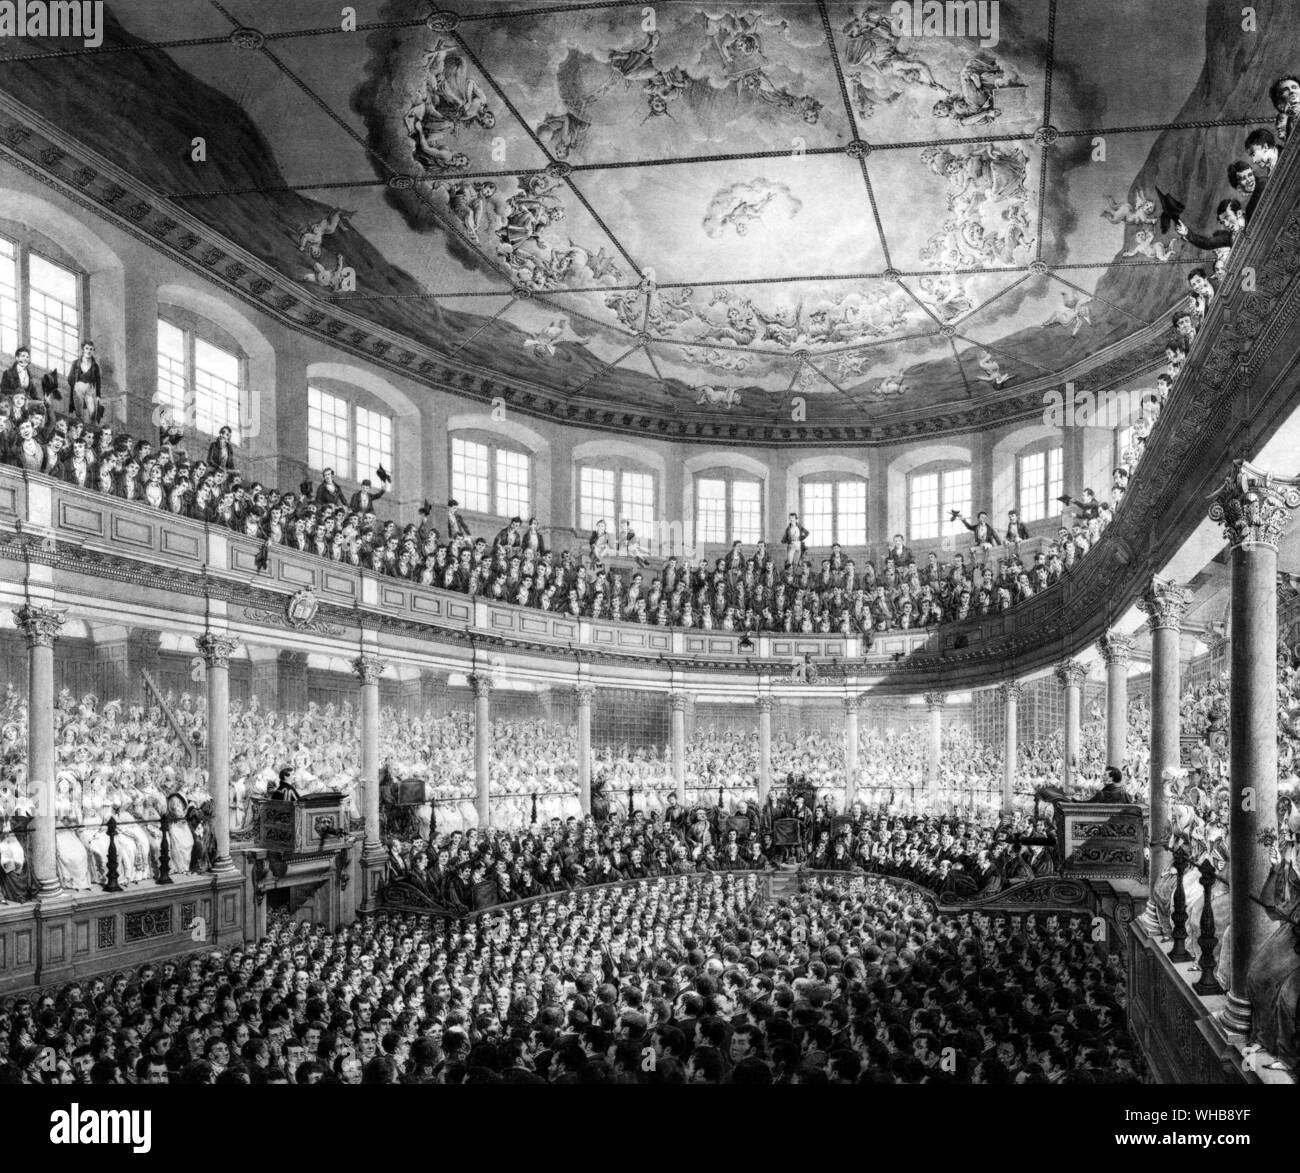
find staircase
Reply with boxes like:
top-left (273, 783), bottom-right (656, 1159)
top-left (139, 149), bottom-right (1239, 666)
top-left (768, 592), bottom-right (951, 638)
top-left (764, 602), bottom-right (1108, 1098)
top-left (141, 668), bottom-right (200, 767)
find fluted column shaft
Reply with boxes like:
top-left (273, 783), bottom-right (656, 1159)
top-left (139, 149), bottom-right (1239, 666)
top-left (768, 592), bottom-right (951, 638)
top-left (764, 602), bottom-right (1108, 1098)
top-left (670, 693), bottom-right (687, 803)
top-left (16, 605), bottom-right (64, 897)
top-left (843, 697), bottom-right (859, 810)
top-left (1055, 662), bottom-right (1086, 789)
top-left (199, 632), bottom-right (241, 872)
top-left (1099, 634), bottom-right (1133, 772)
top-left (999, 682), bottom-right (1021, 817)
top-left (756, 696), bottom-right (773, 805)
top-left (924, 692), bottom-right (946, 796)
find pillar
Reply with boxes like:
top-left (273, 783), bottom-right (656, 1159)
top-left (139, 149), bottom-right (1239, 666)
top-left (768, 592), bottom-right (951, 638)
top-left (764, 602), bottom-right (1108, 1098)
top-left (997, 681), bottom-right (1021, 817)
top-left (575, 683), bottom-right (595, 815)
top-left (843, 694), bottom-right (859, 811)
top-left (1098, 632), bottom-right (1134, 773)
top-left (924, 692), bottom-right (946, 797)
top-left (197, 631), bottom-right (240, 873)
top-left (470, 673), bottom-right (493, 828)
top-left (670, 692), bottom-right (687, 804)
top-left (1054, 660), bottom-right (1086, 789)
top-left (352, 654), bottom-right (386, 858)
top-left (1138, 578), bottom-right (1191, 891)
top-left (1208, 461), bottom-right (1299, 1035)
top-left (756, 694), bottom-right (773, 806)
top-left (15, 604), bottom-right (65, 898)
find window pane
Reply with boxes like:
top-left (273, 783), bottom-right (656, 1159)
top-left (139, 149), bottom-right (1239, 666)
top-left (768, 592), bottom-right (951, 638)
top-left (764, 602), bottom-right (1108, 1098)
top-left (496, 448), bottom-right (530, 518)
top-left (732, 480), bottom-right (761, 544)
top-left (0, 238), bottom-right (18, 358)
top-left (910, 472), bottom-right (940, 541)
top-left (579, 466), bottom-right (616, 533)
top-left (801, 482), bottom-right (834, 547)
top-left (620, 470), bottom-right (655, 551)
top-left (193, 337), bottom-right (241, 440)
top-left (696, 477), bottom-right (727, 544)
top-left (942, 467), bottom-right (972, 537)
top-left (354, 404), bottom-right (392, 484)
top-left (1019, 451), bottom-right (1047, 522)
top-left (308, 386), bottom-right (350, 479)
top-left (451, 437), bottom-right (491, 513)
top-left (1047, 446), bottom-right (1063, 508)
top-left (156, 319), bottom-right (188, 423)
top-left (27, 253), bottom-right (79, 371)
top-left (836, 480), bottom-right (867, 545)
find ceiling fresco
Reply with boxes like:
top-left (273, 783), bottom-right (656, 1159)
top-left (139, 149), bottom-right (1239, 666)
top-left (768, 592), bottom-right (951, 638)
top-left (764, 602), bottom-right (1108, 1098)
top-left (0, 0), bottom-right (1286, 434)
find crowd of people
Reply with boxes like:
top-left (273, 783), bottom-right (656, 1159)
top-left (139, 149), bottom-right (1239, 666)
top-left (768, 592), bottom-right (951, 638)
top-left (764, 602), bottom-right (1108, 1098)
top-left (0, 872), bottom-right (1143, 1085)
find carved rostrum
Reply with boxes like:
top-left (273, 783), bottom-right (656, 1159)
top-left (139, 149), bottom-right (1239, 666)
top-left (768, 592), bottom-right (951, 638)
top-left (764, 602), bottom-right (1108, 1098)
top-left (995, 681), bottom-right (1023, 704)
top-left (755, 694), bottom-right (774, 714)
top-left (1054, 660), bottom-right (1087, 689)
top-left (1138, 578), bottom-right (1193, 633)
top-left (469, 673), bottom-right (495, 699)
top-left (13, 604), bottom-right (65, 648)
top-left (1208, 459), bottom-right (1300, 551)
top-left (1098, 632), bottom-right (1134, 668)
top-left (196, 631), bottom-right (240, 669)
top-left (924, 691), bottom-right (947, 711)
top-left (574, 683), bottom-right (596, 707)
top-left (351, 655), bottom-right (387, 685)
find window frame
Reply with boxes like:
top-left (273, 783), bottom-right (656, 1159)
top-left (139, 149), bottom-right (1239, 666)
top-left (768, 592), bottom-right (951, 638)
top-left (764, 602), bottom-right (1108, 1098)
top-left (0, 228), bottom-right (86, 374)
top-left (304, 383), bottom-right (396, 487)
top-left (1015, 443), bottom-right (1064, 524)
top-left (448, 430), bottom-right (534, 521)
top-left (576, 460), bottom-right (659, 551)
top-left (799, 475), bottom-right (868, 547)
top-left (906, 462), bottom-right (972, 543)
top-left (156, 311), bottom-right (247, 443)
top-left (692, 471), bottom-right (764, 546)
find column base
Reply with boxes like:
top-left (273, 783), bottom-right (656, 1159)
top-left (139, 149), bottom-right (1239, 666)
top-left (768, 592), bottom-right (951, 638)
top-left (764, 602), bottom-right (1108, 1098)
top-left (35, 883), bottom-right (69, 908)
top-left (1218, 992), bottom-right (1253, 1037)
top-left (361, 840), bottom-right (386, 866)
top-left (208, 857), bottom-right (239, 876)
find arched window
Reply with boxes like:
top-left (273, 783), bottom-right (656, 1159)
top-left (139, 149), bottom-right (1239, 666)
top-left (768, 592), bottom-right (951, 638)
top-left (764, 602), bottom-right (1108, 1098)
top-left (1016, 442), bottom-right (1064, 522)
top-left (0, 228), bottom-right (84, 372)
top-left (908, 463), bottom-right (971, 541)
top-left (306, 385), bottom-right (393, 483)
top-left (578, 464), bottom-right (655, 541)
top-left (799, 476), bottom-right (867, 546)
top-left (451, 433), bottom-right (532, 519)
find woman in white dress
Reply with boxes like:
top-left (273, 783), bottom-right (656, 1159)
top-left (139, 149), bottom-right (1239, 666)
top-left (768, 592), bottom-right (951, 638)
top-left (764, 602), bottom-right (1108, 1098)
top-left (0, 789), bottom-right (30, 903)
top-left (165, 792), bottom-right (194, 876)
top-left (55, 773), bottom-right (92, 891)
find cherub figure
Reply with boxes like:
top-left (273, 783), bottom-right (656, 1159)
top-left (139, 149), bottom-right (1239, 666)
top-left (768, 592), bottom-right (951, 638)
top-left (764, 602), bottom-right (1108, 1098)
top-left (1100, 190), bottom-right (1157, 226)
top-left (301, 253), bottom-right (354, 292)
top-left (295, 208), bottom-right (356, 258)
top-left (1122, 227), bottom-right (1181, 262)
top-left (976, 352), bottom-right (1012, 387)
top-left (1041, 291), bottom-right (1093, 335)
top-left (523, 319), bottom-right (568, 358)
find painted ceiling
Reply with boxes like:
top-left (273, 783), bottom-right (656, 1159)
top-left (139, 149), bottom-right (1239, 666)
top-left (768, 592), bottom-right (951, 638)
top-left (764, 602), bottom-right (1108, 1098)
top-left (0, 0), bottom-right (1284, 435)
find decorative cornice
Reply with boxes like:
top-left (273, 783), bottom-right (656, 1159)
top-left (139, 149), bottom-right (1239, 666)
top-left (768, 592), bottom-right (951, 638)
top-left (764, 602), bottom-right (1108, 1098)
top-left (1138, 578), bottom-right (1193, 633)
top-left (1054, 660), bottom-right (1087, 689)
top-left (1208, 459), bottom-right (1300, 551)
top-left (13, 603), bottom-right (65, 647)
top-left (196, 631), bottom-right (240, 669)
top-left (1097, 632), bottom-right (1134, 668)
top-left (351, 654), bottom-right (387, 685)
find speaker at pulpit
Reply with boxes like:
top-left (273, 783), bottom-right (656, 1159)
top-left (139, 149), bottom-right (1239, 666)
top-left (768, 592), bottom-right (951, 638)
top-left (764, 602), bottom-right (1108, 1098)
top-left (1038, 795), bottom-right (1146, 881)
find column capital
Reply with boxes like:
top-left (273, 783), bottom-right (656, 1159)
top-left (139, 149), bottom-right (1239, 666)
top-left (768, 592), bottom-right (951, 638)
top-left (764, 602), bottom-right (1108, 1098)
top-left (351, 654), bottom-right (387, 685)
top-left (14, 604), bottom-right (66, 648)
top-left (196, 631), bottom-right (240, 669)
top-left (669, 691), bottom-right (689, 713)
top-left (1054, 659), bottom-right (1087, 689)
top-left (1208, 459), bottom-right (1300, 551)
top-left (1138, 577), bottom-right (1193, 633)
top-left (755, 694), bottom-right (775, 714)
top-left (995, 680), bottom-right (1022, 702)
top-left (841, 694), bottom-right (859, 716)
top-left (1097, 632), bottom-right (1134, 668)
top-left (574, 683), bottom-right (596, 705)
top-left (469, 672), bottom-right (495, 698)
top-left (924, 691), bottom-right (947, 710)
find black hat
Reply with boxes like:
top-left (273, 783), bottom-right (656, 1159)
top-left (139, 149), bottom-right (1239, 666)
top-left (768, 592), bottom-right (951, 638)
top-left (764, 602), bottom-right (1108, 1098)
top-left (1155, 187), bottom-right (1185, 235)
top-left (375, 464), bottom-right (391, 484)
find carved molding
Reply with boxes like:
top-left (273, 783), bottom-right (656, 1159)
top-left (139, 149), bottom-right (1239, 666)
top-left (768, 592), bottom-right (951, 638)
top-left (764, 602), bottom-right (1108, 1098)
top-left (1054, 660), bottom-right (1087, 689)
top-left (1098, 632), bottom-right (1134, 668)
top-left (197, 631), bottom-right (240, 669)
top-left (351, 654), bottom-right (387, 685)
top-left (573, 683), bottom-right (596, 705)
top-left (924, 691), bottom-right (947, 710)
top-left (469, 673), bottom-right (495, 699)
top-left (1138, 578), bottom-right (1193, 633)
top-left (1208, 459), bottom-right (1300, 551)
top-left (995, 680), bottom-right (1023, 703)
top-left (13, 604), bottom-right (65, 648)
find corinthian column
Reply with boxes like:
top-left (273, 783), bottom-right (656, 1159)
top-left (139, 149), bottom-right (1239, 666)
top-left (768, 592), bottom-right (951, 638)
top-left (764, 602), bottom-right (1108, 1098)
top-left (1208, 460), bottom-right (1300, 1035)
top-left (469, 673), bottom-right (494, 828)
top-left (756, 695), bottom-right (773, 806)
top-left (924, 692), bottom-right (946, 800)
top-left (996, 681), bottom-right (1021, 817)
top-left (670, 692), bottom-right (687, 804)
top-left (1054, 660), bottom-right (1086, 789)
top-left (198, 631), bottom-right (241, 873)
top-left (842, 694), bottom-right (859, 810)
top-left (351, 653), bottom-right (387, 859)
top-left (15, 604), bottom-right (65, 898)
top-left (1097, 632), bottom-right (1134, 774)
top-left (1137, 578), bottom-right (1191, 892)
top-left (575, 683), bottom-right (595, 816)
